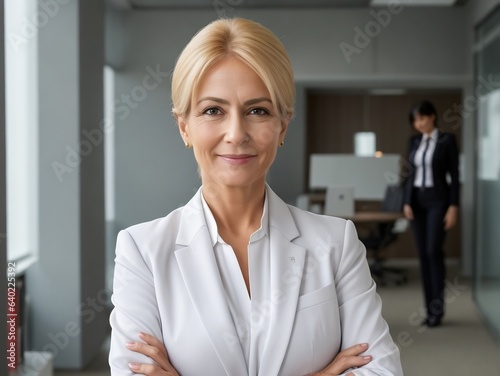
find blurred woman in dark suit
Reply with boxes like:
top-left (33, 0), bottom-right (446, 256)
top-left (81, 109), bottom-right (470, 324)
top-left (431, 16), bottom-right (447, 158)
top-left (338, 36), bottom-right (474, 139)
top-left (403, 100), bottom-right (459, 328)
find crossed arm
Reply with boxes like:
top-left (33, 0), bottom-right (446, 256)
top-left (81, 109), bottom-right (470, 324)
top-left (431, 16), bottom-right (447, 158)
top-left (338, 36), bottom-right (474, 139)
top-left (125, 332), bottom-right (371, 376)
top-left (110, 222), bottom-right (402, 376)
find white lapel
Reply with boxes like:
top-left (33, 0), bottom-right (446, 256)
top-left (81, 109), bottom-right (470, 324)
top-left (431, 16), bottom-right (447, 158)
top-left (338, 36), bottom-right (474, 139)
top-left (258, 186), bottom-right (307, 376)
top-left (174, 188), bottom-right (247, 376)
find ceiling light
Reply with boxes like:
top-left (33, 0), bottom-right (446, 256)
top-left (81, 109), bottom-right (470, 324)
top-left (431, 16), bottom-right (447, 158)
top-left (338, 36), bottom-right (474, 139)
top-left (371, 0), bottom-right (456, 6)
top-left (369, 88), bottom-right (407, 95)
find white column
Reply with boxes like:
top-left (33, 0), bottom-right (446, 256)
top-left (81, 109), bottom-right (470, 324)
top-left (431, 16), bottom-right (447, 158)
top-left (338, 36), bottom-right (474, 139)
top-left (26, 0), bottom-right (106, 369)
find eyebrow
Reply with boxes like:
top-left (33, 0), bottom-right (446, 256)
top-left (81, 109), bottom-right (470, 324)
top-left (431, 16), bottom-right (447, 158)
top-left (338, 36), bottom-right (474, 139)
top-left (196, 97), bottom-right (273, 106)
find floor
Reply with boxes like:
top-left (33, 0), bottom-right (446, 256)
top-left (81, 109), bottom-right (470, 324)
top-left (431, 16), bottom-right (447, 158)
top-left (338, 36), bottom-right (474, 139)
top-left (378, 260), bottom-right (500, 376)
top-left (474, 279), bottom-right (500, 336)
top-left (54, 261), bottom-right (500, 376)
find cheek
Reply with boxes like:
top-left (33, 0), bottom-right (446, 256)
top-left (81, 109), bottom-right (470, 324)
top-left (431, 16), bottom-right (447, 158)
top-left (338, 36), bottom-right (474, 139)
top-left (192, 128), bottom-right (220, 151)
top-left (191, 142), bottom-right (215, 167)
top-left (260, 139), bottom-right (279, 165)
top-left (254, 124), bottom-right (282, 146)
top-left (191, 149), bottom-right (204, 168)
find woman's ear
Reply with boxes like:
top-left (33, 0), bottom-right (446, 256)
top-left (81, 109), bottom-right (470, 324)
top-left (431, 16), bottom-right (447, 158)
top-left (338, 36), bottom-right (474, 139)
top-left (279, 113), bottom-right (292, 139)
top-left (177, 115), bottom-right (190, 145)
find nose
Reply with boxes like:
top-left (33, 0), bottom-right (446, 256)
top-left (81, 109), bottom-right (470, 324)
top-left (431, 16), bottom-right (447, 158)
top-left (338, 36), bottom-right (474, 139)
top-left (224, 114), bottom-right (249, 146)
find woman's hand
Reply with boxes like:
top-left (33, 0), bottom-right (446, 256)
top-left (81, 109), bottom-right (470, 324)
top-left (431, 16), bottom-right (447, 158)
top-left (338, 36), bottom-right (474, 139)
top-left (305, 343), bottom-right (372, 376)
top-left (126, 332), bottom-right (180, 376)
top-left (443, 205), bottom-right (458, 230)
top-left (403, 204), bottom-right (414, 221)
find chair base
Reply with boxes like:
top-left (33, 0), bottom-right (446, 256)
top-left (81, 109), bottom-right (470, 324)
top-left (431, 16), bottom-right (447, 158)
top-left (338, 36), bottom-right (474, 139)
top-left (369, 259), bottom-right (408, 286)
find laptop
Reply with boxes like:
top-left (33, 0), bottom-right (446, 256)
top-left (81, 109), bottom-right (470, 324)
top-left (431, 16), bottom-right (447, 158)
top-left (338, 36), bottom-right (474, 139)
top-left (324, 185), bottom-right (355, 217)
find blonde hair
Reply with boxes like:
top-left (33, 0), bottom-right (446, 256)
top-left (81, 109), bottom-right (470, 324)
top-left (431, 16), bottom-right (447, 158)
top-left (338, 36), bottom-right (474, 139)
top-left (171, 18), bottom-right (295, 119)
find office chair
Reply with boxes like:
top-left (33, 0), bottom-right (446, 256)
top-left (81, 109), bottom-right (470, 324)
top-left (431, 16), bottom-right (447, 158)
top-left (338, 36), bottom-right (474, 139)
top-left (360, 184), bottom-right (409, 286)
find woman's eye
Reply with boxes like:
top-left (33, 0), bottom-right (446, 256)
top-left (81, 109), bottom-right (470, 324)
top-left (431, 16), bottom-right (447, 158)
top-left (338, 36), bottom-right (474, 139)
top-left (249, 108), bottom-right (269, 116)
top-left (203, 107), bottom-right (222, 116)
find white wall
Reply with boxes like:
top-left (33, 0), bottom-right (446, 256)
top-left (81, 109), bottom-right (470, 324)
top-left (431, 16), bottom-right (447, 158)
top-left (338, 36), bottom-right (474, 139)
top-left (106, 6), bottom-right (469, 233)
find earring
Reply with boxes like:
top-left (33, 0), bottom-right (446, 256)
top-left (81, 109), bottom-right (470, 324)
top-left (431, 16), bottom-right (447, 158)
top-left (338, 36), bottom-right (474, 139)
top-left (185, 141), bottom-right (190, 148)
top-left (279, 141), bottom-right (284, 147)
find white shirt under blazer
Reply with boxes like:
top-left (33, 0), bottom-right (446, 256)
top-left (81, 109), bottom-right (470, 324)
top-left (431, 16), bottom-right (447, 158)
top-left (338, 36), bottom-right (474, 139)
top-left (109, 185), bottom-right (403, 376)
top-left (413, 128), bottom-right (439, 188)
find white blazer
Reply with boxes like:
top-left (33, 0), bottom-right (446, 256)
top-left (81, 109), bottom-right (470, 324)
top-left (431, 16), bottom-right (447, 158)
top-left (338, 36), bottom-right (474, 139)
top-left (109, 186), bottom-right (403, 375)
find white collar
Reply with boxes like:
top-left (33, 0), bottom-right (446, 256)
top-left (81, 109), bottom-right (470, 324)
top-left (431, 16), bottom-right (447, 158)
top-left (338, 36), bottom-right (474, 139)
top-left (424, 128), bottom-right (439, 142)
top-left (175, 183), bottom-right (299, 247)
top-left (200, 186), bottom-right (269, 247)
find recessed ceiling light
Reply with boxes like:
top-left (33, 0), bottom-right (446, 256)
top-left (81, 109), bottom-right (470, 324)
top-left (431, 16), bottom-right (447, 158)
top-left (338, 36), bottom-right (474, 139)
top-left (371, 0), bottom-right (456, 6)
top-left (369, 89), bottom-right (407, 95)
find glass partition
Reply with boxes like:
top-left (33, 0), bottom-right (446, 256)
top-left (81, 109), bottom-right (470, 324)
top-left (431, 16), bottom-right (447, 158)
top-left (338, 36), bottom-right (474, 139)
top-left (474, 5), bottom-right (500, 340)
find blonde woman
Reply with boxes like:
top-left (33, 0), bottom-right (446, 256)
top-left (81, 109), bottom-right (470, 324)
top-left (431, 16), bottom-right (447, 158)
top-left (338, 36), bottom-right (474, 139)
top-left (109, 18), bottom-right (402, 376)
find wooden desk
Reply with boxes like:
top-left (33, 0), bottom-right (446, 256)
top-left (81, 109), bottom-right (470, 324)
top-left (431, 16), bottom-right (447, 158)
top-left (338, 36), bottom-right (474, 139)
top-left (307, 193), bottom-right (326, 205)
top-left (303, 193), bottom-right (404, 222)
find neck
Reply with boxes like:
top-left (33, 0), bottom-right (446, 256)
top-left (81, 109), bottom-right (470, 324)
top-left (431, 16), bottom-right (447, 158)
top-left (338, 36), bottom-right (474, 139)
top-left (202, 182), bottom-right (266, 235)
top-left (424, 128), bottom-right (436, 137)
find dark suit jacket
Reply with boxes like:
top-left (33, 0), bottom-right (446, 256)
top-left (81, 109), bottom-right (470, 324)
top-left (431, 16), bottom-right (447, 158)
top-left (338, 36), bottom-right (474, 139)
top-left (403, 130), bottom-right (460, 207)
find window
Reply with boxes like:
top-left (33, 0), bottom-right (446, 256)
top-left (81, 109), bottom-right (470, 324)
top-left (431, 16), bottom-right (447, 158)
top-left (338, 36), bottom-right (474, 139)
top-left (5, 0), bottom-right (38, 268)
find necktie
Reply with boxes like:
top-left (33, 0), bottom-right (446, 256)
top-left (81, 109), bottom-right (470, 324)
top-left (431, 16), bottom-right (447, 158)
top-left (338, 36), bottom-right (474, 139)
top-left (421, 137), bottom-right (430, 189)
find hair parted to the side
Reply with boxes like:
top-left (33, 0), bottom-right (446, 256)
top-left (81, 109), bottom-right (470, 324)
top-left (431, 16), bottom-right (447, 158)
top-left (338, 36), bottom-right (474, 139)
top-left (409, 100), bottom-right (438, 127)
top-left (171, 18), bottom-right (295, 119)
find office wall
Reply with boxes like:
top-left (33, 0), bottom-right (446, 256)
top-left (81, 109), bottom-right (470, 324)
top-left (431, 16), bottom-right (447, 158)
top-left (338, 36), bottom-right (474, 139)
top-left (468, 0), bottom-right (500, 24)
top-left (30, 0), bottom-right (80, 367)
top-left (26, 0), bottom-right (107, 369)
top-left (106, 6), bottom-right (469, 234)
top-left (307, 93), bottom-right (462, 156)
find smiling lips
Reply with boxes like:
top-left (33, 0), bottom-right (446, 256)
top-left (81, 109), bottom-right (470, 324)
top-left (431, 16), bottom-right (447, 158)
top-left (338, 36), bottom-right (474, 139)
top-left (218, 154), bottom-right (256, 165)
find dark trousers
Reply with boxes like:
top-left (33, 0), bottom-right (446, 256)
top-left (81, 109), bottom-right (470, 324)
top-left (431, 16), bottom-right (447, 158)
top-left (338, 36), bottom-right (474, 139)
top-left (411, 188), bottom-right (448, 319)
